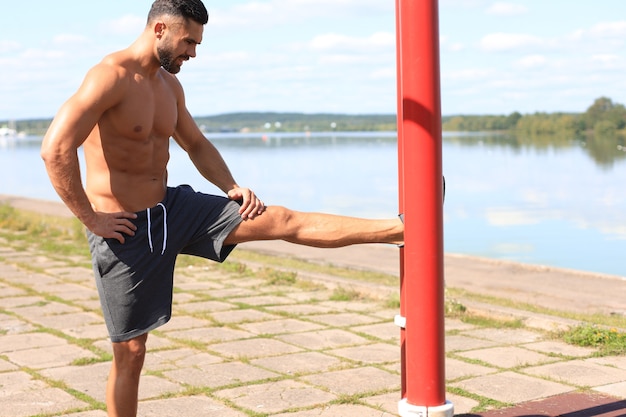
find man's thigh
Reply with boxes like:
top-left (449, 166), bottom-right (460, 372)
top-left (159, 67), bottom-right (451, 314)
top-left (224, 206), bottom-right (292, 245)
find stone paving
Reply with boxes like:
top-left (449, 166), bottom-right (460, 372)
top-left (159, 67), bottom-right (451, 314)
top-left (1, 237), bottom-right (626, 417)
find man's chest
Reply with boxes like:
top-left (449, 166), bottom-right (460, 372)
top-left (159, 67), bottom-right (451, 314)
top-left (109, 76), bottom-right (178, 140)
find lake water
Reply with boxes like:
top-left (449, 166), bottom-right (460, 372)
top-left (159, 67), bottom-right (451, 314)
top-left (2, 131), bottom-right (626, 278)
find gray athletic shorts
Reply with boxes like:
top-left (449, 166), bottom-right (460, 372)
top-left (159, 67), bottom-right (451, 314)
top-left (87, 185), bottom-right (243, 342)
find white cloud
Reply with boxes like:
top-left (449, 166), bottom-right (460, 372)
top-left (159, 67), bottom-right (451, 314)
top-left (485, 2), bottom-right (528, 16)
top-left (600, 225), bottom-right (626, 240)
top-left (310, 32), bottom-right (393, 52)
top-left (443, 68), bottom-right (496, 81)
top-left (369, 67), bottom-right (395, 80)
top-left (441, 0), bottom-right (489, 7)
top-left (448, 42), bottom-right (465, 52)
top-left (486, 208), bottom-right (540, 226)
top-left (516, 54), bottom-right (547, 69)
top-left (21, 48), bottom-right (67, 61)
top-left (566, 21), bottom-right (626, 52)
top-left (480, 32), bottom-right (543, 52)
top-left (2, 0), bottom-right (625, 119)
top-left (0, 40), bottom-right (20, 54)
top-left (310, 34), bottom-right (356, 50)
top-left (370, 32), bottom-right (395, 47)
top-left (592, 54), bottom-right (621, 66)
top-left (203, 51), bottom-right (251, 66)
top-left (485, 207), bottom-right (564, 226)
top-left (441, 36), bottom-right (465, 52)
top-left (101, 14), bottom-right (145, 36)
top-left (275, 0), bottom-right (389, 13)
top-left (441, 48), bottom-right (623, 113)
top-left (316, 54), bottom-right (366, 65)
top-left (588, 21), bottom-right (626, 38)
top-left (211, 0), bottom-right (391, 29)
top-left (52, 34), bottom-right (90, 46)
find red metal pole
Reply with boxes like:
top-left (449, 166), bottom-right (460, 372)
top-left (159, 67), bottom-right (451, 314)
top-left (395, 0), bottom-right (408, 400)
top-left (396, 0), bottom-right (449, 413)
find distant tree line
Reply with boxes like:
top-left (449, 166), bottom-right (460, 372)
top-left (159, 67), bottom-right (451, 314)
top-left (0, 119), bottom-right (54, 136)
top-left (442, 97), bottom-right (626, 169)
top-left (194, 112), bottom-right (396, 133)
top-left (3, 97), bottom-right (624, 136)
top-left (1, 113), bottom-right (398, 136)
top-left (442, 97), bottom-right (626, 137)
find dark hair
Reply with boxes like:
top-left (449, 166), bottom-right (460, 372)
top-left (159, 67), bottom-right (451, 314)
top-left (147, 0), bottom-right (209, 25)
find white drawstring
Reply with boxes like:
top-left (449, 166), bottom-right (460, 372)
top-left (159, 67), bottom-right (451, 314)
top-left (147, 203), bottom-right (168, 255)
top-left (159, 203), bottom-right (167, 255)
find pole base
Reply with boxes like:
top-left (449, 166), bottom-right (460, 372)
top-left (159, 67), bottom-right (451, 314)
top-left (398, 399), bottom-right (454, 417)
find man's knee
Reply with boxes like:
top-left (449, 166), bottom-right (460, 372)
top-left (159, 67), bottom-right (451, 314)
top-left (267, 205), bottom-right (294, 223)
top-left (112, 335), bottom-right (147, 370)
top-left (258, 206), bottom-right (299, 239)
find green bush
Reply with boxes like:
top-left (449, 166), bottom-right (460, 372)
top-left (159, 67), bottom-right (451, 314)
top-left (564, 324), bottom-right (626, 356)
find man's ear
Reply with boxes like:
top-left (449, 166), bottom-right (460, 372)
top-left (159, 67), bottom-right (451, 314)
top-left (154, 22), bottom-right (166, 39)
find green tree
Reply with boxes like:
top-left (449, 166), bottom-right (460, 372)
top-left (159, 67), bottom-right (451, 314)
top-left (505, 111), bottom-right (522, 128)
top-left (583, 97), bottom-right (626, 130)
top-left (595, 120), bottom-right (617, 137)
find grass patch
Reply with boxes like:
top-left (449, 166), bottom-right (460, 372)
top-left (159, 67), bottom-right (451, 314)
top-left (330, 287), bottom-right (364, 302)
top-left (458, 312), bottom-right (523, 329)
top-left (218, 259), bottom-right (251, 275)
top-left (385, 293), bottom-right (400, 309)
top-left (25, 366), bottom-right (106, 412)
top-left (71, 356), bottom-right (111, 366)
top-left (0, 204), bottom-right (89, 259)
top-left (257, 267), bottom-right (297, 285)
top-left (229, 249), bottom-right (398, 287)
top-left (561, 324), bottom-right (626, 356)
top-left (334, 393), bottom-right (365, 405)
top-left (444, 297), bottom-right (523, 328)
top-left (446, 287), bottom-right (626, 329)
top-left (445, 298), bottom-right (468, 317)
top-left (446, 385), bottom-right (511, 413)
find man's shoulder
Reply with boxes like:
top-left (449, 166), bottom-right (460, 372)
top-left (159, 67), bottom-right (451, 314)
top-left (80, 52), bottom-right (133, 94)
top-left (97, 51), bottom-right (132, 77)
top-left (71, 53), bottom-right (133, 109)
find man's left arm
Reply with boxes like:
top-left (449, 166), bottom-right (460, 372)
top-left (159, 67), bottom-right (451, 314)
top-left (172, 94), bottom-right (265, 219)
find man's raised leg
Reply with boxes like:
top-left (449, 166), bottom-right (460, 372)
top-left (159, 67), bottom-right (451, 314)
top-left (225, 206), bottom-right (403, 247)
top-left (106, 334), bottom-right (148, 417)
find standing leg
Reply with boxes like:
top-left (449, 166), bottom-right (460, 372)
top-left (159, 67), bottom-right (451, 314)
top-left (225, 206), bottom-right (403, 247)
top-left (106, 333), bottom-right (148, 417)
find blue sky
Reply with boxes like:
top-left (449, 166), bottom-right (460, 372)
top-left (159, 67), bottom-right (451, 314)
top-left (1, 0), bottom-right (625, 120)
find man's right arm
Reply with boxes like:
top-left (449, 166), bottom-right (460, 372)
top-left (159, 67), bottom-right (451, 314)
top-left (41, 64), bottom-right (137, 243)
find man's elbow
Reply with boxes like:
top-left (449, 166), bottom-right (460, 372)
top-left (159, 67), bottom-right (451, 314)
top-left (40, 139), bottom-right (56, 164)
top-left (40, 136), bottom-right (65, 168)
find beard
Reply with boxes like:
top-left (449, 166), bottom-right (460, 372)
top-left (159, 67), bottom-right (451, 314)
top-left (157, 45), bottom-right (185, 74)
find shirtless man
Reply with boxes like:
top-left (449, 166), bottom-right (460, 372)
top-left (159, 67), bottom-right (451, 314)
top-left (41, 1), bottom-right (403, 416)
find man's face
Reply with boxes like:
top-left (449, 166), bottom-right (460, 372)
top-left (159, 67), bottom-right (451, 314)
top-left (157, 19), bottom-right (203, 74)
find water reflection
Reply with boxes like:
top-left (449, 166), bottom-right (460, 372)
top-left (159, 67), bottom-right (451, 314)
top-left (0, 135), bottom-right (44, 150)
top-left (206, 131), bottom-right (398, 149)
top-left (2, 131), bottom-right (626, 276)
top-left (442, 131), bottom-right (626, 169)
top-left (5, 131), bottom-right (626, 171)
top-left (209, 130), bottom-right (626, 171)
top-left (581, 134), bottom-right (626, 169)
top-left (443, 131), bottom-right (626, 276)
